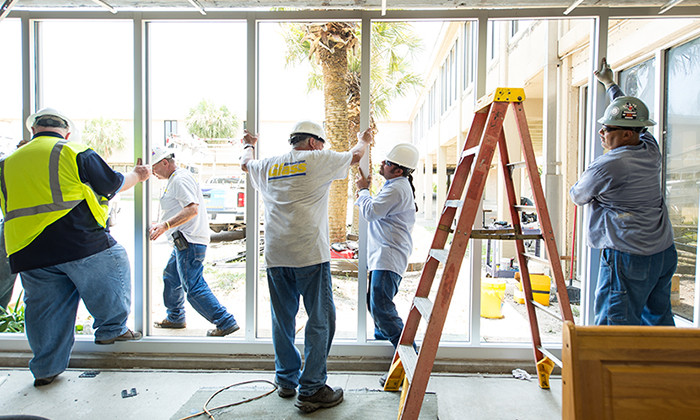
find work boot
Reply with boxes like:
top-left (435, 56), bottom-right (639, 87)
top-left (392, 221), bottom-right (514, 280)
top-left (206, 322), bottom-right (240, 337)
top-left (154, 319), bottom-right (186, 329)
top-left (294, 385), bottom-right (344, 413)
top-left (95, 329), bottom-right (142, 345)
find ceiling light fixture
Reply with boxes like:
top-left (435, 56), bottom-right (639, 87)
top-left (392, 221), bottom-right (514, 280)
top-left (659, 0), bottom-right (685, 14)
top-left (563, 0), bottom-right (585, 15)
top-left (0, 0), bottom-right (19, 22)
top-left (188, 0), bottom-right (207, 15)
top-left (91, 0), bottom-right (117, 14)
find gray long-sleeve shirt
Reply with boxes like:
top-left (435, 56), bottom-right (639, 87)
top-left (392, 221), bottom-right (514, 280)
top-left (569, 85), bottom-right (673, 255)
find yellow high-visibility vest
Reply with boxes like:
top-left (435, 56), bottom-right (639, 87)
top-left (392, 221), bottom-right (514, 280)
top-left (0, 136), bottom-right (109, 255)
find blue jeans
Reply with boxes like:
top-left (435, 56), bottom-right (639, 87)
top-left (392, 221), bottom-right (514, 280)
top-left (161, 243), bottom-right (237, 330)
top-left (595, 244), bottom-right (677, 326)
top-left (368, 270), bottom-right (404, 349)
top-left (266, 262), bottom-right (335, 396)
top-left (21, 244), bottom-right (132, 379)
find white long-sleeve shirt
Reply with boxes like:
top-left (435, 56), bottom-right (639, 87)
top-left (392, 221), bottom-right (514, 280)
top-left (355, 176), bottom-right (415, 275)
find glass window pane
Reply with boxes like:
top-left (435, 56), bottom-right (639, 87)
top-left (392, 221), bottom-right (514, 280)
top-left (665, 36), bottom-right (700, 323)
top-left (39, 20), bottom-right (136, 334)
top-left (0, 18), bottom-right (22, 151)
top-left (147, 21), bottom-right (247, 337)
top-left (256, 21), bottom-right (331, 339)
top-left (0, 18), bottom-right (23, 314)
top-left (620, 57), bottom-right (656, 123)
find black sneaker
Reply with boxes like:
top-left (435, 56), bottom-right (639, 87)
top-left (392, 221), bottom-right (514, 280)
top-left (33, 374), bottom-right (59, 387)
top-left (295, 385), bottom-right (343, 413)
top-left (278, 386), bottom-right (297, 398)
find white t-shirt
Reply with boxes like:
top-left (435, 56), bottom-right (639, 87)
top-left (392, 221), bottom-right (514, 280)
top-left (246, 149), bottom-right (353, 268)
top-left (160, 167), bottom-right (210, 246)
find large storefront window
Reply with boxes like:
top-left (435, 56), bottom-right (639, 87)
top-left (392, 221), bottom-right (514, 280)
top-left (38, 20), bottom-right (136, 332)
top-left (665, 36), bottom-right (700, 323)
top-left (147, 21), bottom-right (247, 337)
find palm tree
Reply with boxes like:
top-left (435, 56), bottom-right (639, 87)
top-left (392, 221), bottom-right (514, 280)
top-left (82, 117), bottom-right (126, 158)
top-left (283, 21), bottom-right (422, 242)
top-left (186, 99), bottom-right (240, 141)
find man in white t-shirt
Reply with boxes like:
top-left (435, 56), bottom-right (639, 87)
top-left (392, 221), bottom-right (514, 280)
top-left (149, 147), bottom-right (239, 337)
top-left (241, 121), bottom-right (370, 413)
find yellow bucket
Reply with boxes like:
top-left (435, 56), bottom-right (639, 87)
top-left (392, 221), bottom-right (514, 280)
top-left (514, 273), bottom-right (551, 306)
top-left (481, 278), bottom-right (506, 318)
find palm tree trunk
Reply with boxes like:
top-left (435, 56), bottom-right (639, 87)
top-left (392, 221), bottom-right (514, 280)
top-left (320, 45), bottom-right (350, 244)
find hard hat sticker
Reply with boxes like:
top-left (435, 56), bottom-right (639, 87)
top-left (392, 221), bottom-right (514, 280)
top-left (621, 101), bottom-right (638, 120)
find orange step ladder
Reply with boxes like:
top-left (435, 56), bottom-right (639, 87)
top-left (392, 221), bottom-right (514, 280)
top-left (384, 88), bottom-right (575, 419)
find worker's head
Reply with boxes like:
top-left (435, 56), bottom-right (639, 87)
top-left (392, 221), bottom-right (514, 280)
top-left (151, 147), bottom-right (176, 179)
top-left (380, 143), bottom-right (419, 180)
top-left (26, 108), bottom-right (74, 139)
top-left (597, 96), bottom-right (655, 150)
top-left (288, 120), bottom-right (326, 150)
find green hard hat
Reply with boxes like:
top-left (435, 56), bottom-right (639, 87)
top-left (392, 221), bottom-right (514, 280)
top-left (598, 96), bottom-right (656, 127)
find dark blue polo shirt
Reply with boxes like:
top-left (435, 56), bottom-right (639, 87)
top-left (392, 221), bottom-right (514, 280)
top-left (9, 132), bottom-right (125, 273)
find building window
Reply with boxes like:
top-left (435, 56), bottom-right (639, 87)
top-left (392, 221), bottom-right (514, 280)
top-left (620, 57), bottom-right (656, 124)
top-left (665, 36), bottom-right (700, 323)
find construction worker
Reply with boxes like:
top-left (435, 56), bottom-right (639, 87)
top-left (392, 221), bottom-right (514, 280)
top-left (149, 147), bottom-right (239, 337)
top-left (570, 58), bottom-right (677, 326)
top-left (0, 108), bottom-right (149, 387)
top-left (354, 143), bottom-right (419, 385)
top-left (241, 121), bottom-right (370, 413)
top-left (0, 139), bottom-right (29, 311)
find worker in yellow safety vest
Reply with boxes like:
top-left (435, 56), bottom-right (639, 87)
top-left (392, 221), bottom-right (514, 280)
top-left (0, 108), bottom-right (150, 387)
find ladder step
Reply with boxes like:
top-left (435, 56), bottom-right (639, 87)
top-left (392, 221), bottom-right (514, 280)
top-left (429, 249), bottom-right (448, 264)
top-left (515, 205), bottom-right (536, 211)
top-left (471, 229), bottom-right (542, 240)
top-left (530, 299), bottom-right (562, 320)
top-left (537, 345), bottom-right (563, 368)
top-left (522, 252), bottom-right (550, 265)
top-left (413, 297), bottom-right (433, 322)
top-left (461, 145), bottom-right (480, 158)
top-left (445, 200), bottom-right (463, 208)
top-left (507, 161), bottom-right (527, 170)
top-left (398, 344), bottom-right (418, 383)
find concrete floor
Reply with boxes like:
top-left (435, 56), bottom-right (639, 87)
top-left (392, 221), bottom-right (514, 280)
top-left (0, 368), bottom-right (562, 419)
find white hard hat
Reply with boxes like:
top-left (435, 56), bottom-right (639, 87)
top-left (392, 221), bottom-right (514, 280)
top-left (26, 107), bottom-right (76, 133)
top-left (386, 143), bottom-right (419, 170)
top-left (290, 120), bottom-right (325, 143)
top-left (152, 147), bottom-right (174, 164)
top-left (598, 96), bottom-right (656, 127)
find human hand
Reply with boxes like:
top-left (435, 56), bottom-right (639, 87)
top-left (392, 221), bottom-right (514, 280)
top-left (594, 57), bottom-right (615, 89)
top-left (356, 168), bottom-right (370, 191)
top-left (133, 158), bottom-right (151, 182)
top-left (242, 129), bottom-right (258, 147)
top-left (148, 222), bottom-right (168, 241)
top-left (357, 127), bottom-right (373, 145)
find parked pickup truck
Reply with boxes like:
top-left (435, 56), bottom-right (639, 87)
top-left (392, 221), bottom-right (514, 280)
top-left (201, 175), bottom-right (246, 232)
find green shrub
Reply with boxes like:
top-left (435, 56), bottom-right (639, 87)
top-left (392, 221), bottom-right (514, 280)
top-left (0, 291), bottom-right (25, 333)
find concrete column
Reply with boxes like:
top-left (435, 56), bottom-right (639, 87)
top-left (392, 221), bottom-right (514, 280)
top-left (437, 145), bottom-right (447, 213)
top-left (423, 152), bottom-right (434, 220)
top-left (415, 158), bottom-right (425, 213)
top-left (543, 20), bottom-right (563, 255)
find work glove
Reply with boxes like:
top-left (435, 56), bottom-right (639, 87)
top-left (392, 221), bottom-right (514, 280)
top-left (594, 57), bottom-right (615, 90)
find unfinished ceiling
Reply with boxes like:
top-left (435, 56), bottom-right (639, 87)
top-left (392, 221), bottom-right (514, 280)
top-left (9, 0), bottom-right (700, 12)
